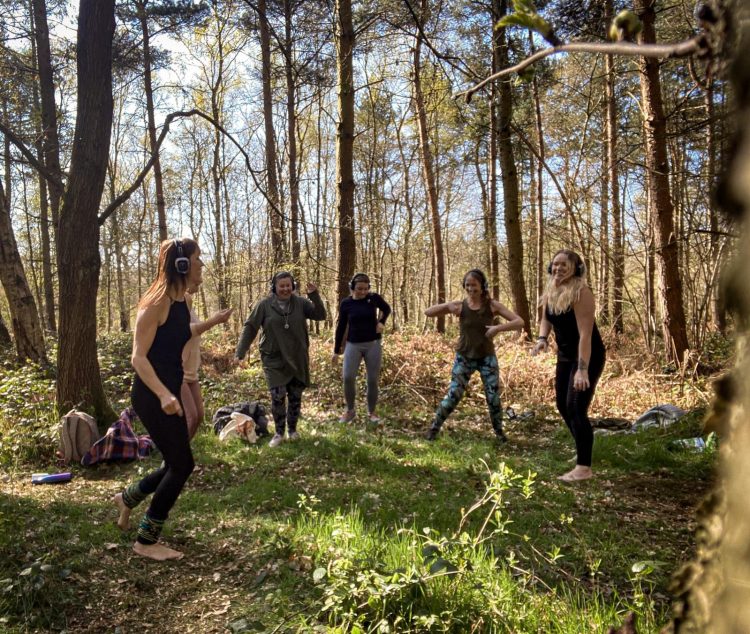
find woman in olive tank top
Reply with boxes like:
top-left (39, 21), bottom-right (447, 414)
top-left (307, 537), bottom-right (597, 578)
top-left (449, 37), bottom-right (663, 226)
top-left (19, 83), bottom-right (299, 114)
top-left (425, 269), bottom-right (523, 442)
top-left (532, 249), bottom-right (606, 482)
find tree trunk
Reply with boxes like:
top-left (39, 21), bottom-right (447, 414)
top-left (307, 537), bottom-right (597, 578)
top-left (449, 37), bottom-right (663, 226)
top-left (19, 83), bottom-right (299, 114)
top-left (335, 0), bottom-right (356, 303)
top-left (488, 35), bottom-right (500, 298)
top-left (284, 0), bottom-right (300, 265)
top-left (0, 178), bottom-right (48, 363)
top-left (29, 9), bottom-right (57, 333)
top-left (0, 311), bottom-right (11, 348)
top-left (136, 0), bottom-right (168, 241)
top-left (413, 0), bottom-right (446, 332)
top-left (529, 31), bottom-right (545, 322)
top-left (494, 0), bottom-right (530, 337)
top-left (31, 0), bottom-right (62, 233)
top-left (635, 0), bottom-right (689, 364)
top-left (259, 0), bottom-right (284, 267)
top-left (56, 0), bottom-right (116, 424)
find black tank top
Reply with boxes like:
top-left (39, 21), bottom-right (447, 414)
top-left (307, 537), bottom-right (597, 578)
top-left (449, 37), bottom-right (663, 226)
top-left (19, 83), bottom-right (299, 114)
top-left (545, 306), bottom-right (605, 363)
top-left (457, 299), bottom-right (495, 359)
top-left (146, 299), bottom-right (192, 386)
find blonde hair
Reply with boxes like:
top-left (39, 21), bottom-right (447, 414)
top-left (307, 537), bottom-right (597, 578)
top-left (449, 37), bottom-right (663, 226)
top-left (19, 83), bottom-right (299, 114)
top-left (540, 250), bottom-right (588, 314)
top-left (138, 238), bottom-right (198, 309)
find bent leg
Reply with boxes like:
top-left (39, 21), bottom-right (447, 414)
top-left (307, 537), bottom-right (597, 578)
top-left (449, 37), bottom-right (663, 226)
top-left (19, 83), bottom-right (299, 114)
top-left (432, 354), bottom-right (474, 430)
top-left (270, 384), bottom-right (289, 436)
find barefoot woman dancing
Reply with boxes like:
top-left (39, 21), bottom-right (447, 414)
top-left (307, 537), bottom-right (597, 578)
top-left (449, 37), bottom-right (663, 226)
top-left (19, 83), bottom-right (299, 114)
top-left (114, 238), bottom-right (231, 560)
top-left (533, 250), bottom-right (606, 482)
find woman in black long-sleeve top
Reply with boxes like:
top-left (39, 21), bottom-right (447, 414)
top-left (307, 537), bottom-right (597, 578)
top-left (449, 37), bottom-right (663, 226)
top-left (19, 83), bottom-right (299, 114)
top-left (332, 273), bottom-right (391, 424)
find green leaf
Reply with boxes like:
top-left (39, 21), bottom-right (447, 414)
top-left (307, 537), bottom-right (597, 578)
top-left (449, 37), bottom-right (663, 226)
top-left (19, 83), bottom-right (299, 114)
top-left (429, 558), bottom-right (459, 575)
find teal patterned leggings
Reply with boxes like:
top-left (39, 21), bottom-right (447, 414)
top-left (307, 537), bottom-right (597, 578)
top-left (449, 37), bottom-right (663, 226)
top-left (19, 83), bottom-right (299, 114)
top-left (433, 353), bottom-right (503, 434)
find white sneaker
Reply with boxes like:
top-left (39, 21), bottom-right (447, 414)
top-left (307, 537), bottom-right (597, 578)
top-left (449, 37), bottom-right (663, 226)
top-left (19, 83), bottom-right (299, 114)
top-left (269, 434), bottom-right (284, 448)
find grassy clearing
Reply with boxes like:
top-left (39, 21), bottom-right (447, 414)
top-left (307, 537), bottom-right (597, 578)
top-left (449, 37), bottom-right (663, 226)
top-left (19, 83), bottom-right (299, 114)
top-left (0, 332), bottom-right (719, 632)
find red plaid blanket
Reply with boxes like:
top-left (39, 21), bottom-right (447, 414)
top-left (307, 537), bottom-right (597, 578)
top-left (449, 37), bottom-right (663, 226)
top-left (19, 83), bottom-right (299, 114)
top-left (81, 408), bottom-right (154, 466)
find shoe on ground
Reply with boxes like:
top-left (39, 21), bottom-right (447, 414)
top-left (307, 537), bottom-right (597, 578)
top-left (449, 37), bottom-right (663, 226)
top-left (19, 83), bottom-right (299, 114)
top-left (269, 434), bottom-right (284, 448)
top-left (339, 410), bottom-right (356, 423)
top-left (367, 413), bottom-right (381, 424)
top-left (288, 431), bottom-right (300, 441)
top-left (495, 431), bottom-right (508, 444)
top-left (425, 427), bottom-right (439, 441)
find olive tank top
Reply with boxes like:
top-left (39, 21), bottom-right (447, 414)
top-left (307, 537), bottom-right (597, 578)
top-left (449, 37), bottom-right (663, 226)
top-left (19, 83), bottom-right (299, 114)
top-left (456, 299), bottom-right (495, 359)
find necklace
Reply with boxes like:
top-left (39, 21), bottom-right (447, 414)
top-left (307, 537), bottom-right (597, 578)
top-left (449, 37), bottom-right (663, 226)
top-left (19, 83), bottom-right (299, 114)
top-left (278, 298), bottom-right (291, 329)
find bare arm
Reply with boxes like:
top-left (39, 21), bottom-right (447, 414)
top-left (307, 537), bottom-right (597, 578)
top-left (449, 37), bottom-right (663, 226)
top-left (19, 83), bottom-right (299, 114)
top-left (532, 308), bottom-right (552, 356)
top-left (131, 299), bottom-right (183, 416)
top-left (425, 300), bottom-right (462, 318)
top-left (191, 307), bottom-right (233, 337)
top-left (573, 287), bottom-right (596, 390)
top-left (485, 300), bottom-right (524, 338)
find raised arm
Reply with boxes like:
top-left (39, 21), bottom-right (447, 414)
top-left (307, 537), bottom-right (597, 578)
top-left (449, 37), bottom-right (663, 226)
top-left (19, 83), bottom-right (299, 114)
top-left (131, 299), bottom-right (183, 416)
top-left (302, 282), bottom-right (327, 321)
top-left (425, 300), bottom-right (462, 318)
top-left (191, 307), bottom-right (233, 337)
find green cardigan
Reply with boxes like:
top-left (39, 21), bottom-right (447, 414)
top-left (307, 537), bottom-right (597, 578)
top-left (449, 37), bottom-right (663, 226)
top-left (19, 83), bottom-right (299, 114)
top-left (235, 291), bottom-right (326, 388)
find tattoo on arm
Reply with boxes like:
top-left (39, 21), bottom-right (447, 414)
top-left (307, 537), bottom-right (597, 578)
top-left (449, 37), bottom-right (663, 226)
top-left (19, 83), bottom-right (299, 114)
top-left (578, 359), bottom-right (588, 371)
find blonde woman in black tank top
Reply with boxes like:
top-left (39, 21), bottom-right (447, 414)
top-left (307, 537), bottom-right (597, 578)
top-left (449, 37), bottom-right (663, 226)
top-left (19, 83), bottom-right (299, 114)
top-left (425, 269), bottom-right (523, 442)
top-left (532, 249), bottom-right (606, 482)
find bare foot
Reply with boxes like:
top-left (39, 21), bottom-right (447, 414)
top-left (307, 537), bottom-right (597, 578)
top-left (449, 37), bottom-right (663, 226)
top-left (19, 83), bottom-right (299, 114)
top-left (133, 541), bottom-right (184, 561)
top-left (558, 465), bottom-right (593, 482)
top-left (113, 493), bottom-right (131, 531)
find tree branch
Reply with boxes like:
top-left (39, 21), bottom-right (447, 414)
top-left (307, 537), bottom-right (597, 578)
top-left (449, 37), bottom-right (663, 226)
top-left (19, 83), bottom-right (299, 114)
top-left (457, 35), bottom-right (705, 102)
top-left (98, 109), bottom-right (283, 226)
top-left (0, 120), bottom-right (65, 190)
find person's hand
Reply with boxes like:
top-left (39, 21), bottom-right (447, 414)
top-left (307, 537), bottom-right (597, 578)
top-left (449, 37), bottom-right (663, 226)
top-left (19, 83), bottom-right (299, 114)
top-left (331, 353), bottom-right (340, 365)
top-left (531, 339), bottom-right (548, 356)
top-left (306, 282), bottom-right (318, 294)
top-left (212, 307), bottom-right (234, 325)
top-left (160, 393), bottom-right (183, 416)
top-left (573, 369), bottom-right (590, 391)
top-left (485, 324), bottom-right (499, 339)
top-left (375, 322), bottom-right (384, 334)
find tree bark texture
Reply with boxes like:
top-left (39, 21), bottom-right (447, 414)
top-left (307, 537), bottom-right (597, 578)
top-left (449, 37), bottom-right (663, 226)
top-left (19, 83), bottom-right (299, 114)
top-left (259, 0), bottom-right (285, 267)
top-left (56, 0), bottom-right (116, 423)
top-left (136, 0), bottom-right (168, 241)
top-left (335, 0), bottom-right (356, 303)
top-left (635, 0), bottom-right (689, 364)
top-left (494, 0), bottom-right (531, 337)
top-left (0, 179), bottom-right (47, 363)
top-left (413, 6), bottom-right (446, 333)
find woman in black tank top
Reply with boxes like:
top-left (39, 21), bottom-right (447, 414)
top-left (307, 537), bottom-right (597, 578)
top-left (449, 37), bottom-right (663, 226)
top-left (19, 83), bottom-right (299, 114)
top-left (425, 269), bottom-right (523, 442)
top-left (532, 250), bottom-right (606, 482)
top-left (113, 238), bottom-right (232, 561)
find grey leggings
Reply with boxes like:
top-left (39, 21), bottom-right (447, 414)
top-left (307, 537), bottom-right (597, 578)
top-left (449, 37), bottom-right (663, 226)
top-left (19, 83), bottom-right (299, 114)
top-left (342, 339), bottom-right (382, 413)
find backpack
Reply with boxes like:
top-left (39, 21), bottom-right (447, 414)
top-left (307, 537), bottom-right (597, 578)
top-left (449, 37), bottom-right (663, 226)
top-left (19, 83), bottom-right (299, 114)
top-left (212, 402), bottom-right (269, 437)
top-left (58, 409), bottom-right (100, 464)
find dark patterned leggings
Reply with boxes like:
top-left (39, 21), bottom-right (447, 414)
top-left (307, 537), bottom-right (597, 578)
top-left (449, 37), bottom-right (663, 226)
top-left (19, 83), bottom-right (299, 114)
top-left (432, 353), bottom-right (503, 435)
top-left (270, 378), bottom-right (306, 435)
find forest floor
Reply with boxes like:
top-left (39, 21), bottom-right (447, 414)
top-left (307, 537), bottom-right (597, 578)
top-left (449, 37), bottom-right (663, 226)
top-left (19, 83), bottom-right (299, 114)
top-left (0, 331), bottom-right (722, 633)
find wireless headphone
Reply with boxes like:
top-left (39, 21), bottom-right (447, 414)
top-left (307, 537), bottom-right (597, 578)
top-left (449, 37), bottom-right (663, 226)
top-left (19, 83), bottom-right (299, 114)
top-left (270, 271), bottom-right (296, 294)
top-left (173, 239), bottom-right (190, 275)
top-left (547, 252), bottom-right (585, 277)
top-left (349, 273), bottom-right (370, 290)
top-left (463, 269), bottom-right (489, 291)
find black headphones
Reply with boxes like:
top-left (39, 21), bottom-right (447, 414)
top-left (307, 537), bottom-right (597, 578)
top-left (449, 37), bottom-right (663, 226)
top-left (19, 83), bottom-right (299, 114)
top-left (547, 252), bottom-right (584, 277)
top-left (349, 273), bottom-right (370, 290)
top-left (463, 269), bottom-right (489, 291)
top-left (270, 271), bottom-right (296, 294)
top-left (173, 239), bottom-right (190, 275)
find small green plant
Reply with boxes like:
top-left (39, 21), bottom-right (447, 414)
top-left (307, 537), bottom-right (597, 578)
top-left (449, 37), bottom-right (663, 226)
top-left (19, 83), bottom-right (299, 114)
top-left (0, 558), bottom-right (69, 630)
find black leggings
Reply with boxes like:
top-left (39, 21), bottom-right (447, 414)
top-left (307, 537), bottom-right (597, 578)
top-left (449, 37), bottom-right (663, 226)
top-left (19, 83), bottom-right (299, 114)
top-left (132, 379), bottom-right (195, 524)
top-left (555, 356), bottom-right (604, 467)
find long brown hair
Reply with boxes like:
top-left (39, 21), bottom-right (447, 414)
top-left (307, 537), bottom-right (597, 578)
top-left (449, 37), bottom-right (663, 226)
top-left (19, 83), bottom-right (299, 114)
top-left (138, 238), bottom-right (198, 309)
